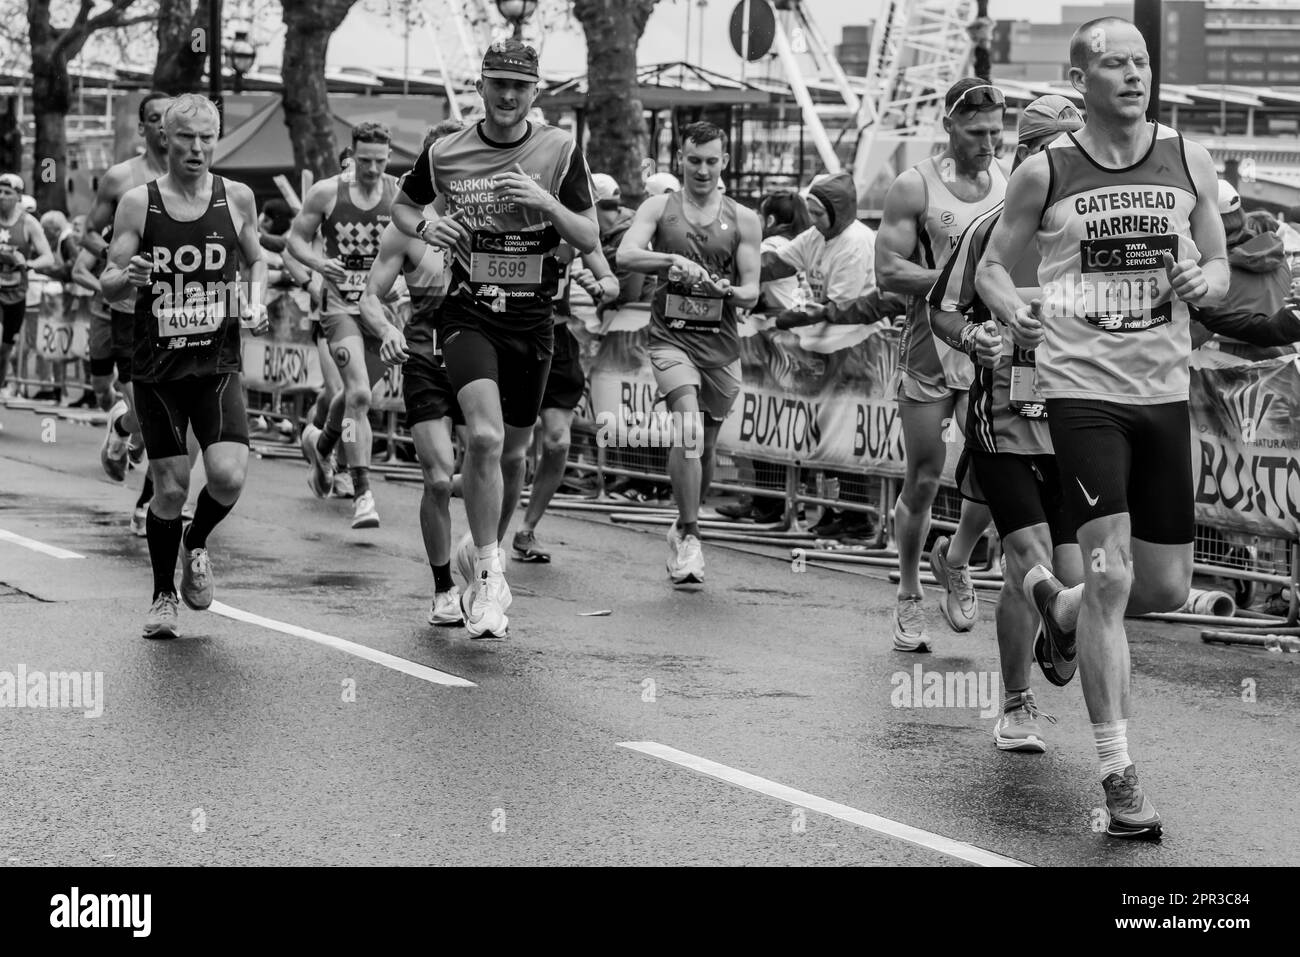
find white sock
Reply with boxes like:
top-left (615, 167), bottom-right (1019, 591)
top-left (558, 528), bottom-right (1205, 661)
top-left (1052, 583), bottom-right (1084, 630)
top-left (1093, 719), bottom-right (1131, 779)
top-left (475, 542), bottom-right (499, 573)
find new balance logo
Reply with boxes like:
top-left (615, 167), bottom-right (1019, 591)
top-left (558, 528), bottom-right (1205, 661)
top-left (1076, 477), bottom-right (1100, 507)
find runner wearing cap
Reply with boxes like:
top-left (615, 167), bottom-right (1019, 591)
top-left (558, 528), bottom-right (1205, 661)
top-left (976, 16), bottom-right (1231, 839)
top-left (99, 94), bottom-right (269, 640)
top-left (391, 39), bottom-right (599, 638)
top-left (0, 173), bottom-right (55, 397)
top-left (876, 76), bottom-right (1007, 651)
top-left (618, 121), bottom-right (763, 586)
top-left (927, 95), bottom-right (1086, 755)
top-left (288, 121), bottom-right (398, 530)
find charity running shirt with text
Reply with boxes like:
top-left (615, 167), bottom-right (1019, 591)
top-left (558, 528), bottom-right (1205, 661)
top-left (321, 175), bottom-right (397, 319)
top-left (399, 121), bottom-right (593, 335)
top-left (132, 176), bottom-right (242, 383)
top-left (900, 156), bottom-right (1007, 390)
top-left (929, 199), bottom-right (1051, 456)
top-left (1036, 123), bottom-right (1200, 403)
top-left (649, 191), bottom-right (743, 369)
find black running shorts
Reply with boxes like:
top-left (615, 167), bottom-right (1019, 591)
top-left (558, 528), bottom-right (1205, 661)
top-left (541, 324), bottom-right (584, 412)
top-left (134, 372), bottom-right (249, 459)
top-left (1046, 398), bottom-right (1194, 545)
top-left (440, 309), bottom-right (553, 429)
top-left (88, 308), bottom-right (134, 379)
top-left (1, 299), bottom-right (26, 346)
top-left (403, 351), bottom-right (463, 428)
top-left (107, 309), bottom-right (135, 384)
top-left (960, 449), bottom-right (1076, 546)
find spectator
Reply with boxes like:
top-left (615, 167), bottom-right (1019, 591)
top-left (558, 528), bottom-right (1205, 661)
top-left (1192, 181), bottom-right (1297, 360)
top-left (259, 198), bottom-right (294, 255)
top-left (592, 172), bottom-right (644, 306)
top-left (644, 171), bottom-right (681, 196)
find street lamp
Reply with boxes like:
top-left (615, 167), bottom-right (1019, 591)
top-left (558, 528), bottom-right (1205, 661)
top-left (229, 30), bottom-right (256, 94)
top-left (494, 0), bottom-right (538, 40)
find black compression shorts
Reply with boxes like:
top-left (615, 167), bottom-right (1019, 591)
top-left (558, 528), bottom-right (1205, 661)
top-left (542, 324), bottom-right (584, 412)
top-left (1, 300), bottom-right (26, 346)
top-left (1046, 398), bottom-right (1194, 545)
top-left (440, 317), bottom-right (553, 429)
top-left (960, 449), bottom-right (1076, 546)
top-left (403, 351), bottom-right (463, 428)
top-left (134, 373), bottom-right (249, 459)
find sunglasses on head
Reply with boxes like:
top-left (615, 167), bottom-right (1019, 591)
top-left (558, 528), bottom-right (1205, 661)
top-left (946, 84), bottom-right (1006, 117)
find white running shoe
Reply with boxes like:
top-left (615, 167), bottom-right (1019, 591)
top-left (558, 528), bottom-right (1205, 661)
top-left (893, 595), bottom-right (931, 652)
top-left (351, 490), bottom-right (380, 529)
top-left (331, 471), bottom-right (355, 499)
top-left (130, 505), bottom-right (147, 537)
top-left (428, 586), bottom-right (464, 626)
top-left (100, 400), bottom-right (131, 482)
top-left (667, 526), bottom-right (705, 585)
top-left (929, 536), bottom-right (978, 632)
top-left (455, 532), bottom-right (511, 610)
top-left (461, 556), bottom-right (509, 639)
top-left (300, 424), bottom-right (333, 498)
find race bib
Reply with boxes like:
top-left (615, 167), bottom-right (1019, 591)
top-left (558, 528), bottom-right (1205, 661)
top-left (1076, 235), bottom-right (1176, 332)
top-left (664, 292), bottom-right (723, 332)
top-left (1008, 344), bottom-right (1046, 418)
top-left (339, 253), bottom-right (374, 304)
top-left (156, 297), bottom-right (226, 339)
top-left (469, 231), bottom-right (545, 286)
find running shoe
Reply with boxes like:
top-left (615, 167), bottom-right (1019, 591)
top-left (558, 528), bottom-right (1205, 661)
top-left (100, 400), bottom-right (131, 482)
top-left (351, 490), bottom-right (380, 529)
top-left (929, 536), bottom-right (978, 632)
top-left (142, 592), bottom-right (181, 639)
top-left (1023, 564), bottom-right (1077, 686)
top-left (893, 595), bottom-right (931, 652)
top-left (512, 529), bottom-right (551, 563)
top-left (993, 690), bottom-right (1055, 753)
top-left (455, 532), bottom-right (511, 610)
top-left (461, 557), bottom-right (509, 639)
top-left (130, 505), bottom-right (147, 537)
top-left (179, 532), bottom-right (214, 611)
top-left (300, 424), bottom-right (333, 498)
top-left (1102, 765), bottom-right (1163, 840)
top-left (665, 524), bottom-right (704, 585)
top-left (331, 471), bottom-right (355, 499)
top-left (428, 586), bottom-right (464, 626)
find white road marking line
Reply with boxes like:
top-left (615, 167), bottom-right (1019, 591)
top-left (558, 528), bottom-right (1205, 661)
top-left (0, 529), bottom-right (85, 560)
top-left (209, 601), bottom-right (477, 688)
top-left (619, 741), bottom-right (1030, 868)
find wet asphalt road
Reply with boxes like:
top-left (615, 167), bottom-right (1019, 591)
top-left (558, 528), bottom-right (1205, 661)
top-left (1, 402), bottom-right (1297, 867)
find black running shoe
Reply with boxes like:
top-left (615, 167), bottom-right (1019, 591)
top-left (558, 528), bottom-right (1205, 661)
top-left (1023, 564), bottom-right (1077, 686)
top-left (1102, 765), bottom-right (1163, 840)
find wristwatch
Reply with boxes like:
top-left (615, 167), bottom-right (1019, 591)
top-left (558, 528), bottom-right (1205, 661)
top-left (415, 219), bottom-right (430, 241)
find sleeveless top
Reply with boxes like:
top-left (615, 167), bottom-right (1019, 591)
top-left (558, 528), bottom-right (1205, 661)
top-left (403, 241), bottom-right (447, 359)
top-left (900, 156), bottom-right (1007, 389)
top-left (132, 176), bottom-right (242, 382)
top-left (321, 175), bottom-right (397, 318)
top-left (649, 191), bottom-right (742, 369)
top-left (0, 212), bottom-right (35, 306)
top-left (1036, 123), bottom-right (1199, 403)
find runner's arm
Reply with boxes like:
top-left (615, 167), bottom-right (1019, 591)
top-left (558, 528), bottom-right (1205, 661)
top-left (617, 195), bottom-right (700, 278)
top-left (71, 248), bottom-right (102, 294)
top-left (725, 206), bottom-right (763, 309)
top-left (229, 181), bottom-right (268, 325)
top-left (975, 154), bottom-right (1050, 326)
top-left (80, 165), bottom-right (126, 256)
top-left (875, 169), bottom-right (939, 297)
top-left (22, 216), bottom-right (55, 274)
top-left (576, 247), bottom-right (621, 303)
top-left (358, 226), bottom-right (409, 340)
top-left (286, 181), bottom-right (339, 275)
top-left (1192, 296), bottom-right (1300, 346)
top-left (99, 187), bottom-right (149, 303)
top-left (1182, 141), bottom-right (1230, 309)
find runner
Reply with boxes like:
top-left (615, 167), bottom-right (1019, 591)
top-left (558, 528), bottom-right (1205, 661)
top-left (99, 93), bottom-right (269, 639)
top-left (81, 92), bottom-right (173, 488)
top-left (512, 245), bottom-right (620, 563)
top-left (287, 122), bottom-right (397, 529)
top-left (875, 77), bottom-right (1006, 650)
top-left (0, 173), bottom-right (55, 397)
top-left (975, 16), bottom-right (1231, 839)
top-left (618, 120), bottom-right (762, 585)
top-left (359, 119), bottom-right (467, 625)
top-left (929, 95), bottom-right (1087, 755)
top-left (391, 39), bottom-right (599, 637)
